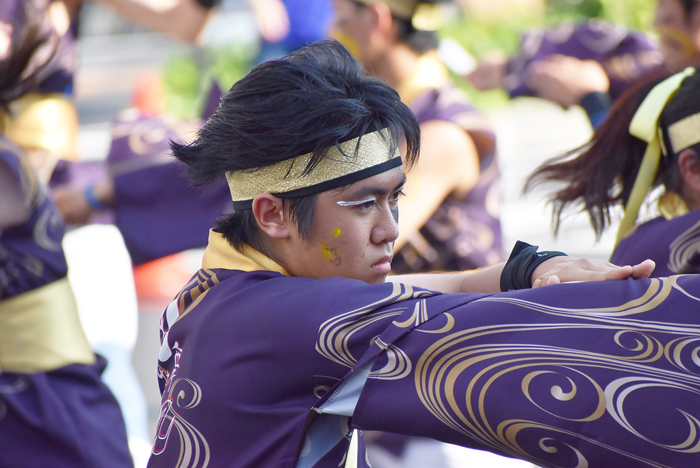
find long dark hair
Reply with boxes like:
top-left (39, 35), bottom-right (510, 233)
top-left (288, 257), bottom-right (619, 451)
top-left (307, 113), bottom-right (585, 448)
top-left (173, 39), bottom-right (421, 251)
top-left (525, 68), bottom-right (700, 237)
top-left (0, 2), bottom-right (54, 111)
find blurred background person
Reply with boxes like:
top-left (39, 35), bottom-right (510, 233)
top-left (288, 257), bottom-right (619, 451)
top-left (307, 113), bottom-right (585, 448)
top-left (465, 0), bottom-right (700, 129)
top-left (466, 19), bottom-right (663, 128)
top-left (526, 67), bottom-right (700, 279)
top-left (0, 2), bottom-right (133, 467)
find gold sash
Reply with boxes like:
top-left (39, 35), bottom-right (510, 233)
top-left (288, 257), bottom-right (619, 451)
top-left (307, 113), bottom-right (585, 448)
top-left (0, 278), bottom-right (95, 373)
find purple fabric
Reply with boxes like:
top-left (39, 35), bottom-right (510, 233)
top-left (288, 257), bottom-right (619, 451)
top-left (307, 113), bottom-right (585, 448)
top-left (0, 138), bottom-right (132, 467)
top-left (506, 20), bottom-right (664, 101)
top-left (392, 82), bottom-right (504, 274)
top-left (0, 356), bottom-right (133, 468)
top-left (106, 111), bottom-right (232, 265)
top-left (0, 138), bottom-right (68, 299)
top-left (202, 80), bottom-right (223, 121)
top-left (150, 267), bottom-right (700, 467)
top-left (611, 211), bottom-right (700, 276)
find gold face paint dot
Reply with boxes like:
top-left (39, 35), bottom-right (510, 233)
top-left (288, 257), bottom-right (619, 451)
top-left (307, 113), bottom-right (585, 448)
top-left (332, 228), bottom-right (342, 238)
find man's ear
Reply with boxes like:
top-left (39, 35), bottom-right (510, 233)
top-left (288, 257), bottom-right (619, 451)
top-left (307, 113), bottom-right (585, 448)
top-left (252, 194), bottom-right (291, 239)
top-left (678, 149), bottom-right (700, 193)
top-left (371, 2), bottom-right (394, 39)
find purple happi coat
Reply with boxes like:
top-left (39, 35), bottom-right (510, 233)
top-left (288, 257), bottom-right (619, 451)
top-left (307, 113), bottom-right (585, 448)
top-left (0, 137), bottom-right (132, 468)
top-left (149, 237), bottom-right (700, 467)
top-left (611, 211), bottom-right (700, 277)
top-left (506, 19), bottom-right (664, 101)
top-left (392, 81), bottom-right (504, 274)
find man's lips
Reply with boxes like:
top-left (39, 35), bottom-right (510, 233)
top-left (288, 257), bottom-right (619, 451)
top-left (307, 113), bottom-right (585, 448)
top-left (372, 255), bottom-right (393, 273)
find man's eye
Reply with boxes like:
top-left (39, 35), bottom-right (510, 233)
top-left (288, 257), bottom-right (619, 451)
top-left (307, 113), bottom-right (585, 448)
top-left (389, 190), bottom-right (405, 203)
top-left (357, 200), bottom-right (377, 211)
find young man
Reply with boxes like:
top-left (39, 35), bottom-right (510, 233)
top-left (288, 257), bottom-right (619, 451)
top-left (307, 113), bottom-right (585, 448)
top-left (147, 40), bottom-right (700, 468)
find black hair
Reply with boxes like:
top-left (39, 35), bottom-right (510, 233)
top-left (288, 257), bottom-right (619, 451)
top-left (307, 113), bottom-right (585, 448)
top-left (0, 2), bottom-right (53, 111)
top-left (525, 67), bottom-right (700, 238)
top-left (351, 0), bottom-right (446, 54)
top-left (393, 17), bottom-right (438, 54)
top-left (680, 0), bottom-right (700, 16)
top-left (173, 39), bottom-right (421, 252)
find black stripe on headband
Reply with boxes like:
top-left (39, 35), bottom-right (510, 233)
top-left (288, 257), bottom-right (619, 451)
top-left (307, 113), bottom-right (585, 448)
top-left (232, 157), bottom-right (403, 211)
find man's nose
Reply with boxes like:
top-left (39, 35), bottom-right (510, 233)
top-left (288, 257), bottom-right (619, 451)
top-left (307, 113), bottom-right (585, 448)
top-left (371, 205), bottom-right (399, 244)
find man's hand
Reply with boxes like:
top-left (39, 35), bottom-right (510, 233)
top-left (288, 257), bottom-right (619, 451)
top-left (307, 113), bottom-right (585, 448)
top-left (528, 55), bottom-right (609, 108)
top-left (531, 256), bottom-right (655, 288)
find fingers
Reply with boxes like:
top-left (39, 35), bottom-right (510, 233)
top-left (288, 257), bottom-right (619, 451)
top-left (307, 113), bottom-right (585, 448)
top-left (632, 259), bottom-right (656, 278)
top-left (530, 257), bottom-right (656, 289)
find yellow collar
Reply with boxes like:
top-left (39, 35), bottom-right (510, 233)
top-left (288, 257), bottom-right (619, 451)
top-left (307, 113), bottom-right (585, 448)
top-left (201, 230), bottom-right (290, 275)
top-left (396, 52), bottom-right (449, 106)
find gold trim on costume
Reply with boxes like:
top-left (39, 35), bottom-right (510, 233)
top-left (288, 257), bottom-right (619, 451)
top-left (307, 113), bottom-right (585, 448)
top-left (225, 128), bottom-right (399, 204)
top-left (0, 278), bottom-right (95, 373)
top-left (201, 230), bottom-right (290, 275)
top-left (3, 94), bottom-right (80, 161)
top-left (668, 113), bottom-right (700, 154)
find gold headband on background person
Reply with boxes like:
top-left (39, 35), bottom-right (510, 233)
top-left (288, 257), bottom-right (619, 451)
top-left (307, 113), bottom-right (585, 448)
top-left (226, 128), bottom-right (402, 210)
top-left (353, 0), bottom-right (444, 30)
top-left (616, 67), bottom-right (696, 245)
top-left (668, 113), bottom-right (700, 154)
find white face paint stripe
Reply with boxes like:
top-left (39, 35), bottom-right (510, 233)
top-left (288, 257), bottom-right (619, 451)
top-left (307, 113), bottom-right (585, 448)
top-left (336, 199), bottom-right (383, 210)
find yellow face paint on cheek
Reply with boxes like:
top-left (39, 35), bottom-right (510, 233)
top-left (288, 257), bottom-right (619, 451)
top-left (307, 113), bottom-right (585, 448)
top-left (320, 242), bottom-right (342, 265)
top-left (321, 242), bottom-right (334, 261)
top-left (332, 228), bottom-right (342, 238)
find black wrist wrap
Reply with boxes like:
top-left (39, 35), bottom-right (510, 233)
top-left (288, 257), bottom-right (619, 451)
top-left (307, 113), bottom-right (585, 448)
top-left (500, 241), bottom-right (568, 291)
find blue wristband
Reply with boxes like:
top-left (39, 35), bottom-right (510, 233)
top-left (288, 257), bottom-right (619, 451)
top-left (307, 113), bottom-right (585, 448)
top-left (84, 185), bottom-right (109, 211)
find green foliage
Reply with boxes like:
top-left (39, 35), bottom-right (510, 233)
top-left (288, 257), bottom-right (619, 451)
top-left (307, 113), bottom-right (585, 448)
top-left (162, 45), bottom-right (254, 120)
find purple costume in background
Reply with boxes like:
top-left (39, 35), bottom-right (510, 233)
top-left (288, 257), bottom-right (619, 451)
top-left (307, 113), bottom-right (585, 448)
top-left (106, 104), bottom-right (232, 265)
top-left (505, 19), bottom-right (664, 101)
top-left (148, 234), bottom-right (700, 467)
top-left (611, 211), bottom-right (700, 277)
top-left (0, 137), bottom-right (132, 468)
top-left (392, 72), bottom-right (503, 274)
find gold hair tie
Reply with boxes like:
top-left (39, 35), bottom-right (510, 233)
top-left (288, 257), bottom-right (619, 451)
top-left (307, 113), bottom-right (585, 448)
top-left (616, 67), bottom-right (695, 245)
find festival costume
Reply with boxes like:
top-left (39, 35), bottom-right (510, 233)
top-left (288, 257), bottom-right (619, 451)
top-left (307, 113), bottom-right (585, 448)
top-left (0, 137), bottom-right (133, 468)
top-left (146, 127), bottom-right (700, 466)
top-left (611, 211), bottom-right (700, 276)
top-left (149, 229), bottom-right (700, 468)
top-left (391, 54), bottom-right (504, 274)
top-left (506, 20), bottom-right (663, 103)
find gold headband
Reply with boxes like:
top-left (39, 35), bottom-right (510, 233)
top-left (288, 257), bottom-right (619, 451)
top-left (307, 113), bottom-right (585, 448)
top-left (668, 113), bottom-right (700, 154)
top-left (354, 1), bottom-right (443, 30)
top-left (226, 128), bottom-right (401, 210)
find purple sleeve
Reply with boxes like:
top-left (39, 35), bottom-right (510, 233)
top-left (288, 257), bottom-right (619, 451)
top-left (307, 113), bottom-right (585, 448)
top-left (353, 276), bottom-right (700, 467)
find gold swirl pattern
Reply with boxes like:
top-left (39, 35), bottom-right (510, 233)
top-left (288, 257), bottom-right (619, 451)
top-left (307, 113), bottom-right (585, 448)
top-left (369, 344), bottom-right (412, 380)
top-left (668, 220), bottom-right (700, 274)
top-left (152, 378), bottom-right (210, 468)
top-left (316, 283), bottom-right (435, 368)
top-left (408, 276), bottom-right (700, 466)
